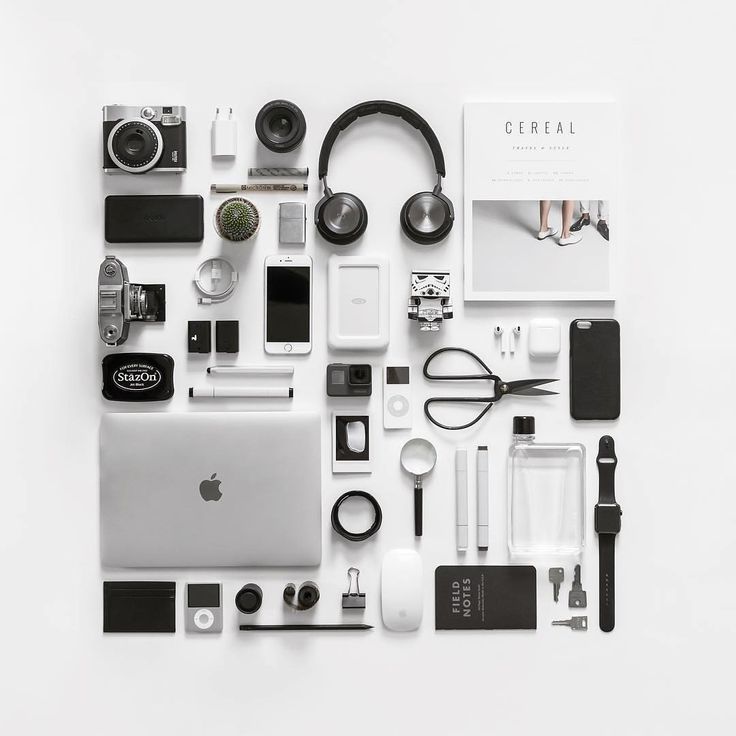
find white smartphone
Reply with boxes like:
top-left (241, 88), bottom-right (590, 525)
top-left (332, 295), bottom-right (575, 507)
top-left (264, 254), bottom-right (312, 354)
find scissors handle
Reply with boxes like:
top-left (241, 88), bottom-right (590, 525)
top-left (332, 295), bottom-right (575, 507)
top-left (423, 397), bottom-right (496, 431)
top-left (423, 347), bottom-right (496, 381)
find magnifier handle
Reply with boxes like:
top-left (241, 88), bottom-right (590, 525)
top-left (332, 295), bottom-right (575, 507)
top-left (414, 478), bottom-right (423, 537)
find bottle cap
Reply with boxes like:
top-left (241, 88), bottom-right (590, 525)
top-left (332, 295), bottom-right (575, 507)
top-left (513, 416), bottom-right (535, 435)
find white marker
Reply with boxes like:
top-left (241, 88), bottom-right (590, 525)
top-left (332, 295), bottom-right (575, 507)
top-left (477, 446), bottom-right (489, 551)
top-left (189, 387), bottom-right (293, 399)
top-left (207, 365), bottom-right (294, 376)
top-left (455, 448), bottom-right (468, 551)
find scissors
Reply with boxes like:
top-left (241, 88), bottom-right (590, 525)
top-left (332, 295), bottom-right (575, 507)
top-left (422, 347), bottom-right (558, 430)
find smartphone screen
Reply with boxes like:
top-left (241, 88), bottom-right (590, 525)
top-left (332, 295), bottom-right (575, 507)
top-left (266, 265), bottom-right (311, 343)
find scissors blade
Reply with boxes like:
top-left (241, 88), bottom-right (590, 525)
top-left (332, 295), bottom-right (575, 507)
top-left (504, 378), bottom-right (559, 396)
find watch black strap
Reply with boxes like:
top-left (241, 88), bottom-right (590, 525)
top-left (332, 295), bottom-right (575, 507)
top-left (595, 435), bottom-right (621, 633)
top-left (598, 534), bottom-right (616, 632)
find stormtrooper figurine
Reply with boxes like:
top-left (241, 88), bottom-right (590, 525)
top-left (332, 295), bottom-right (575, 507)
top-left (407, 270), bottom-right (453, 332)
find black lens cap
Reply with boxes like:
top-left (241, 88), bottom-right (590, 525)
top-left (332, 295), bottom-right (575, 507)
top-left (235, 584), bottom-right (263, 614)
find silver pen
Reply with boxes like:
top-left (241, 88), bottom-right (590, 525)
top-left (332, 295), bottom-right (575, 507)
top-left (248, 167), bottom-right (309, 177)
top-left (211, 183), bottom-right (308, 193)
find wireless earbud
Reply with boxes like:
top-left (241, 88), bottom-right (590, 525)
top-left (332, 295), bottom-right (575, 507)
top-left (283, 581), bottom-right (320, 611)
top-left (510, 325), bottom-right (521, 354)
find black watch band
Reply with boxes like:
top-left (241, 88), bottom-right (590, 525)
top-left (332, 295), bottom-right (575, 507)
top-left (594, 435), bottom-right (622, 632)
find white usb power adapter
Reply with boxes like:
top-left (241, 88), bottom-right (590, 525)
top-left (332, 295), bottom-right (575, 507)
top-left (211, 107), bottom-right (237, 157)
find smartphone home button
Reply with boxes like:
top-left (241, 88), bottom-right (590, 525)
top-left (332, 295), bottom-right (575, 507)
top-left (284, 344), bottom-right (293, 352)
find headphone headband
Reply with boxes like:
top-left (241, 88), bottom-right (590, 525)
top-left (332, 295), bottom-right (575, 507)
top-left (318, 100), bottom-right (447, 180)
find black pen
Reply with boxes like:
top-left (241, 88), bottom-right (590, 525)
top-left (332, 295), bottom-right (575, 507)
top-left (239, 624), bottom-right (372, 631)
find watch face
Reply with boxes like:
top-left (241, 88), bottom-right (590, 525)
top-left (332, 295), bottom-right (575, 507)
top-left (595, 505), bottom-right (622, 534)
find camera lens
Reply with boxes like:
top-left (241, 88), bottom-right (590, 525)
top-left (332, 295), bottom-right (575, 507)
top-left (255, 99), bottom-right (306, 153)
top-left (124, 131), bottom-right (145, 156)
top-left (128, 284), bottom-right (163, 321)
top-left (349, 364), bottom-right (372, 385)
top-left (108, 118), bottom-right (163, 173)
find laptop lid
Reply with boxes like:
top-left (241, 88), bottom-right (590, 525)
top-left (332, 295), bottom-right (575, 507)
top-left (100, 412), bottom-right (322, 567)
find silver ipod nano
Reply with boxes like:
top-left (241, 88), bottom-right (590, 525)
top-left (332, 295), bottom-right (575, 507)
top-left (185, 583), bottom-right (223, 633)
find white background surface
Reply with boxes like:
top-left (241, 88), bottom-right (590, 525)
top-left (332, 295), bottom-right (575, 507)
top-left (2, 1), bottom-right (734, 733)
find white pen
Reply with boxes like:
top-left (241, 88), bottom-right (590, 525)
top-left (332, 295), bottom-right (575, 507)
top-left (207, 365), bottom-right (294, 376)
top-left (189, 387), bottom-right (293, 399)
top-left (455, 448), bottom-right (468, 551)
top-left (477, 446), bottom-right (489, 551)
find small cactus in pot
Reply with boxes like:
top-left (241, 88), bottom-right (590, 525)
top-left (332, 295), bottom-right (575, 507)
top-left (214, 197), bottom-right (260, 242)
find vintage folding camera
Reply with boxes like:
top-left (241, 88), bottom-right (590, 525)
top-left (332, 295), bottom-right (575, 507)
top-left (102, 105), bottom-right (187, 173)
top-left (326, 364), bottom-right (372, 397)
top-left (98, 256), bottom-right (165, 346)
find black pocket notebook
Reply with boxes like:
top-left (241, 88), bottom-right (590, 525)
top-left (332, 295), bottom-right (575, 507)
top-left (435, 566), bottom-right (536, 630)
top-left (105, 195), bottom-right (204, 243)
top-left (103, 581), bottom-right (176, 633)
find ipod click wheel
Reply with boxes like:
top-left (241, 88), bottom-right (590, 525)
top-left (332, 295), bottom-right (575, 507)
top-left (383, 366), bottom-right (412, 429)
top-left (186, 583), bottom-right (223, 633)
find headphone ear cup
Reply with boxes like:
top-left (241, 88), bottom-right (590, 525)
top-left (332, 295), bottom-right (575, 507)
top-left (400, 191), bottom-right (454, 245)
top-left (316, 192), bottom-right (368, 246)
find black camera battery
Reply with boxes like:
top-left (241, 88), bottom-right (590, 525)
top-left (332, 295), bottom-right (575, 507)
top-left (215, 320), bottom-right (239, 353)
top-left (102, 353), bottom-right (175, 402)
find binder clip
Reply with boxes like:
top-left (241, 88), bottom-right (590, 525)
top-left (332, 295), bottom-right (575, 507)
top-left (341, 567), bottom-right (366, 610)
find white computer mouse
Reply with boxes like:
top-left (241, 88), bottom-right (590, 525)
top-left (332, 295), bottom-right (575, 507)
top-left (345, 420), bottom-right (366, 453)
top-left (381, 549), bottom-right (423, 631)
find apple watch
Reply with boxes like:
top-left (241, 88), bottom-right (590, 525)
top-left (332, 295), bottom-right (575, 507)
top-left (594, 436), bottom-right (622, 633)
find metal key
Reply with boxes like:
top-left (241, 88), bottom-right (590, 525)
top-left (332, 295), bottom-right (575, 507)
top-left (552, 616), bottom-right (588, 631)
top-left (548, 567), bottom-right (564, 602)
top-left (568, 564), bottom-right (587, 608)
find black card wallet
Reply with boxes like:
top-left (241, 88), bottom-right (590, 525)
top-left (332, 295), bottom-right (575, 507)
top-left (569, 319), bottom-right (621, 420)
top-left (105, 195), bottom-right (204, 243)
top-left (435, 566), bottom-right (537, 630)
top-left (103, 581), bottom-right (176, 633)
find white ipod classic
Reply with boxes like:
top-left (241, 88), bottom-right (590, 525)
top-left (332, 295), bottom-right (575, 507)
top-left (383, 366), bottom-right (412, 429)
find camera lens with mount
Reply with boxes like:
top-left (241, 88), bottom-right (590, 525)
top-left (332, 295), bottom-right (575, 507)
top-left (107, 118), bottom-right (163, 173)
top-left (255, 99), bottom-right (306, 153)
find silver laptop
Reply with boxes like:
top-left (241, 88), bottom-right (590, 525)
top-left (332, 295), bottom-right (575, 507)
top-left (100, 412), bottom-right (322, 567)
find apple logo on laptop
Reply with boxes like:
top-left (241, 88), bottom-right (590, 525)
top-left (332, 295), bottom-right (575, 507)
top-left (199, 473), bottom-right (223, 502)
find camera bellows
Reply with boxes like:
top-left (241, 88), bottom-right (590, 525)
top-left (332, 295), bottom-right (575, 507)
top-left (214, 197), bottom-right (260, 242)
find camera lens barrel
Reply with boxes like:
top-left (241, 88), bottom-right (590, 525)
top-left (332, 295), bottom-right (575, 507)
top-left (108, 118), bottom-right (163, 173)
top-left (255, 99), bottom-right (306, 153)
top-left (235, 583), bottom-right (263, 614)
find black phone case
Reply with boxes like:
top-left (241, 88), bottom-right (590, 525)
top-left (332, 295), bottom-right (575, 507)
top-left (105, 195), bottom-right (204, 243)
top-left (569, 319), bottom-right (620, 420)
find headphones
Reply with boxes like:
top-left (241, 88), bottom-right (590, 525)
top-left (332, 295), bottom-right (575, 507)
top-left (315, 100), bottom-right (454, 246)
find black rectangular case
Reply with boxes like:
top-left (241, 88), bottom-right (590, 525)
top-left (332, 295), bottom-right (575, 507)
top-left (103, 581), bottom-right (176, 633)
top-left (105, 195), bottom-right (204, 243)
top-left (569, 319), bottom-right (621, 420)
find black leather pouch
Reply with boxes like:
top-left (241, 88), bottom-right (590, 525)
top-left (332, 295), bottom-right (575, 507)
top-left (103, 581), bottom-right (176, 633)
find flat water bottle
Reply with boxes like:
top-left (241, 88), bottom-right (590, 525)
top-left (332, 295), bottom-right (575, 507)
top-left (507, 416), bottom-right (585, 557)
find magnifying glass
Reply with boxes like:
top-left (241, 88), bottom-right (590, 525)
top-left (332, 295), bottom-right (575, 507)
top-left (400, 438), bottom-right (437, 537)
